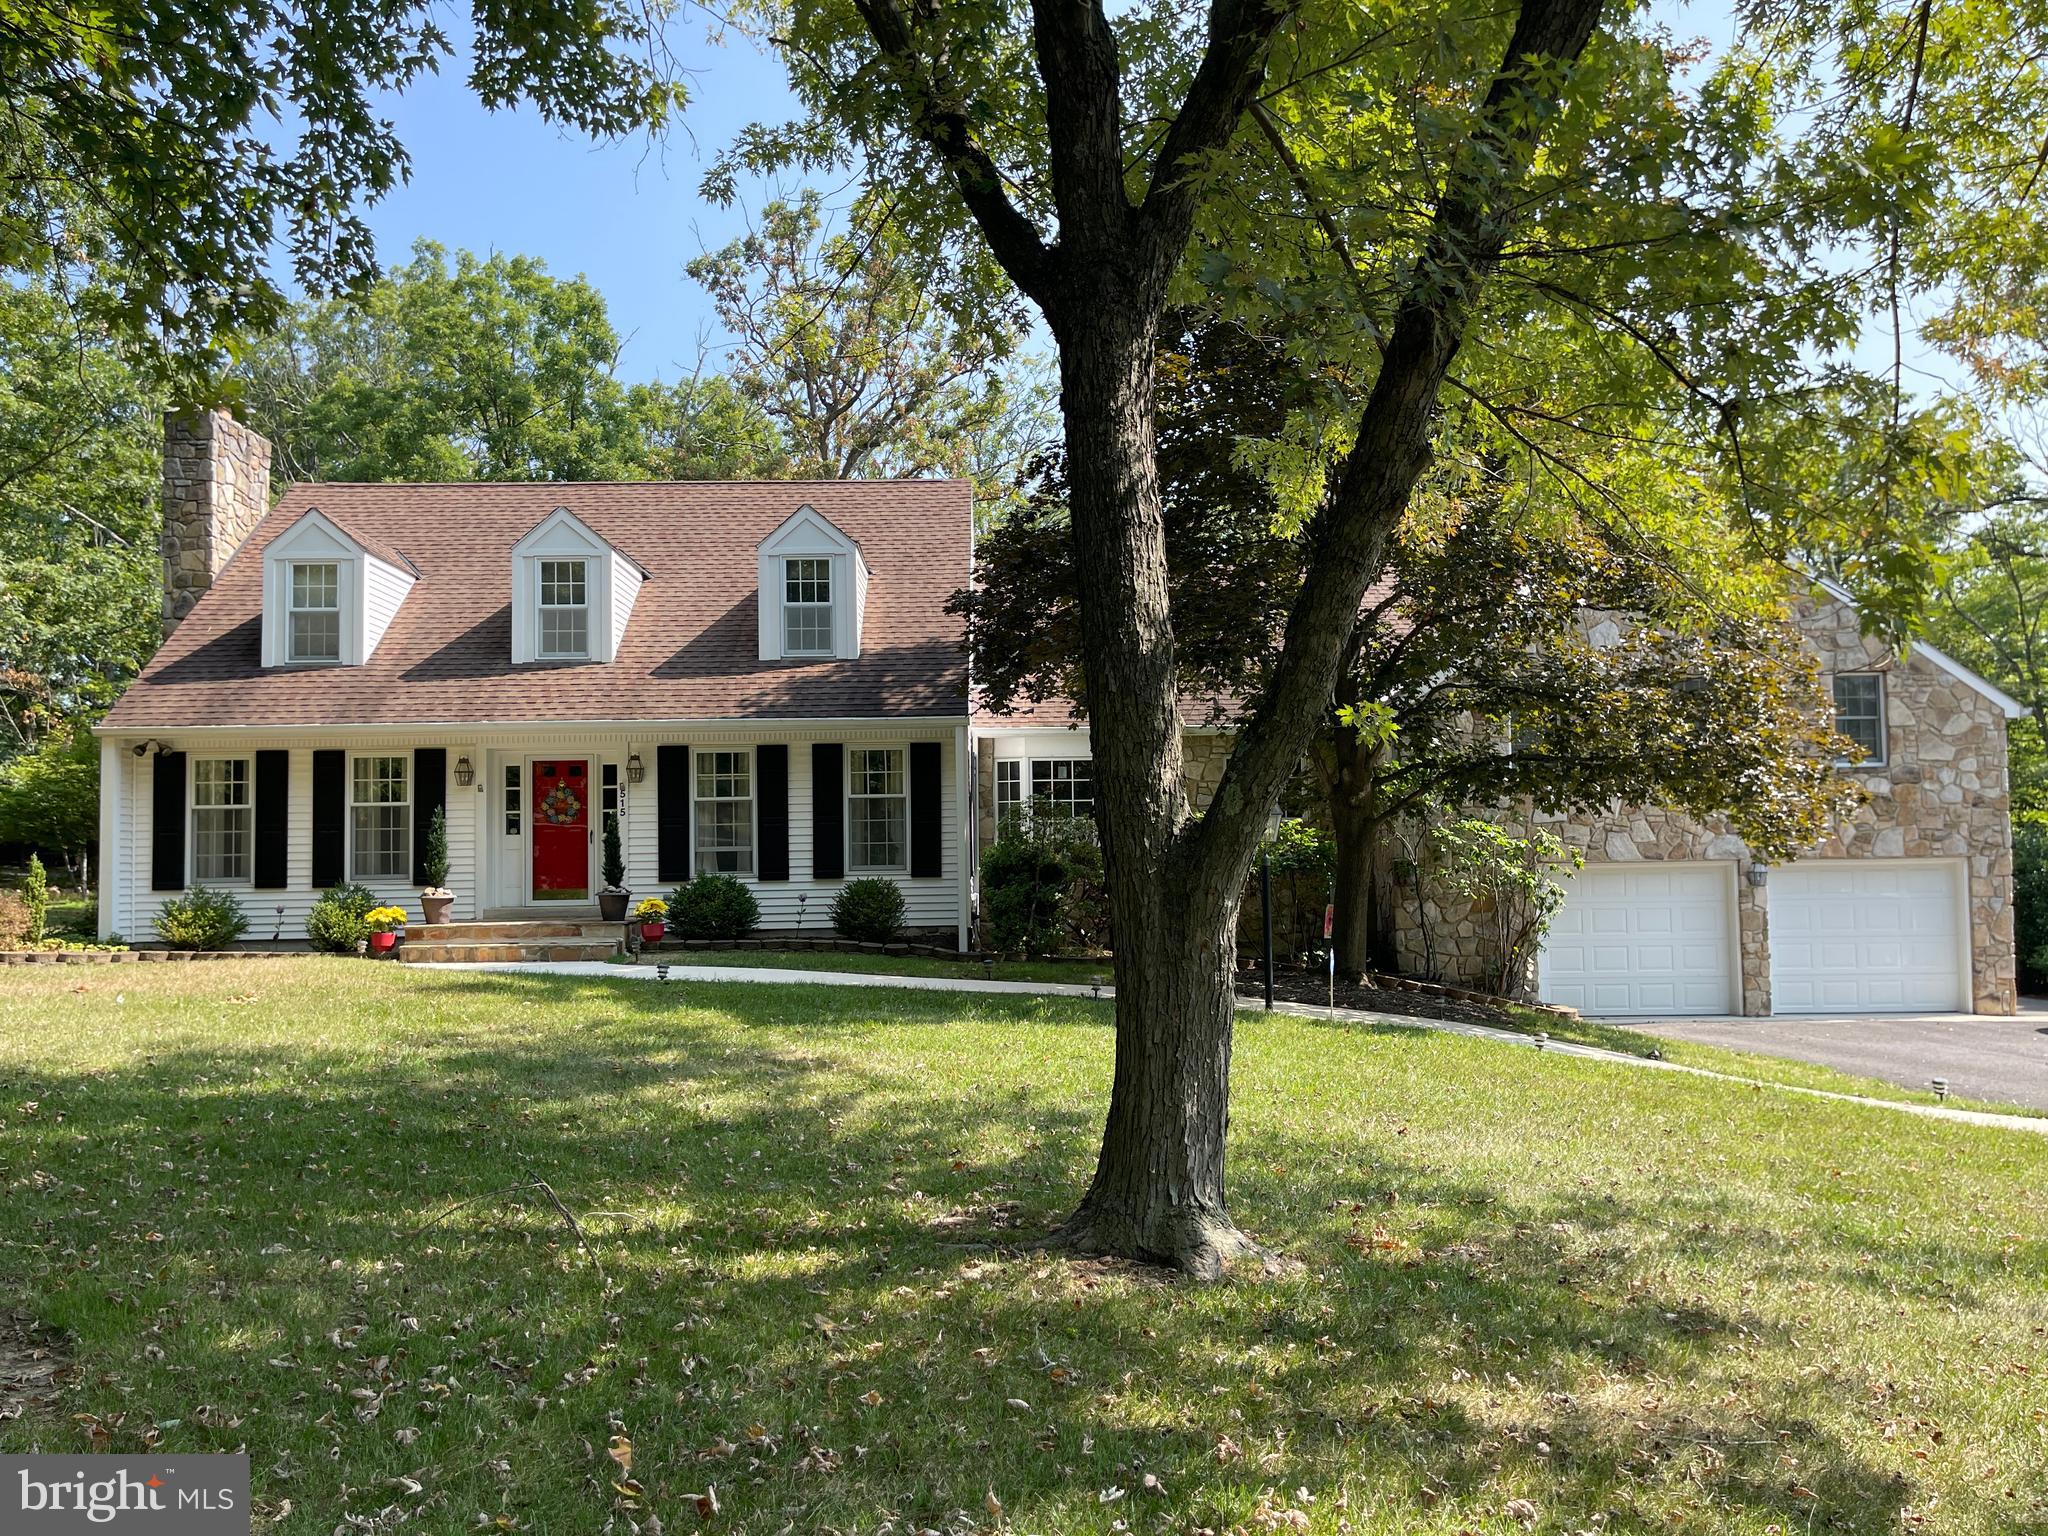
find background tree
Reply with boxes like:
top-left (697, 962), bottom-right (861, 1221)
top-left (688, 191), bottom-right (1050, 492)
top-left (240, 242), bottom-right (657, 484)
top-left (626, 374), bottom-right (794, 481)
top-left (0, 0), bottom-right (680, 378)
top-left (0, 280), bottom-right (163, 753)
top-left (749, 0), bottom-right (2048, 1271)
top-left (0, 729), bottom-right (101, 888)
top-left (1928, 507), bottom-right (2048, 816)
top-left (965, 318), bottom-right (1857, 980)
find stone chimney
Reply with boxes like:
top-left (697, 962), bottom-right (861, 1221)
top-left (162, 407), bottom-right (273, 632)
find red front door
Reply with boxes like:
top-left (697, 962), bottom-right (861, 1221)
top-left (532, 760), bottom-right (590, 901)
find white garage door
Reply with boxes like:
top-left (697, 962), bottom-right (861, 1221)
top-left (1540, 863), bottom-right (1734, 1016)
top-left (1770, 861), bottom-right (1966, 1014)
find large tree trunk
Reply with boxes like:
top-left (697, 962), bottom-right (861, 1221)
top-left (1049, 305), bottom-right (1261, 1278)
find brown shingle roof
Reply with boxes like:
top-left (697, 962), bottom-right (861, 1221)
top-left (105, 480), bottom-right (973, 730)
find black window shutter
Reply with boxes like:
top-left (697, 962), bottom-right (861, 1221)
top-left (811, 743), bottom-right (844, 879)
top-left (311, 750), bottom-right (346, 888)
top-left (253, 750), bottom-right (289, 889)
top-left (909, 741), bottom-right (943, 878)
top-left (412, 748), bottom-right (447, 886)
top-left (657, 744), bottom-right (690, 882)
top-left (757, 744), bottom-right (790, 881)
top-left (150, 751), bottom-right (187, 891)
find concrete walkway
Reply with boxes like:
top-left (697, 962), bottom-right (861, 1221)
top-left (414, 960), bottom-right (2048, 1136)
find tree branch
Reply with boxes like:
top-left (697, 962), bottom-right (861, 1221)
top-left (1192, 0), bottom-right (1607, 883)
top-left (850, 0), bottom-right (1060, 304)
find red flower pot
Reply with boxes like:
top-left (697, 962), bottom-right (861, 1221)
top-left (369, 930), bottom-right (399, 955)
top-left (639, 921), bottom-right (666, 946)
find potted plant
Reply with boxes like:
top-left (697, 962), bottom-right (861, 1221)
top-left (633, 895), bottom-right (668, 947)
top-left (419, 803), bottom-right (455, 925)
top-left (598, 815), bottom-right (630, 922)
top-left (364, 905), bottom-right (409, 955)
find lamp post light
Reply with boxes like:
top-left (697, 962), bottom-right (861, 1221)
top-left (1261, 803), bottom-right (1284, 1012)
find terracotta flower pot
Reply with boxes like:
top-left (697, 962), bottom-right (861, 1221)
top-left (369, 930), bottom-right (399, 955)
top-left (420, 893), bottom-right (454, 925)
top-left (639, 921), bottom-right (666, 946)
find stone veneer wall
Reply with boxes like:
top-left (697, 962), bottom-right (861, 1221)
top-left (1388, 592), bottom-right (2018, 1015)
top-left (162, 408), bottom-right (272, 631)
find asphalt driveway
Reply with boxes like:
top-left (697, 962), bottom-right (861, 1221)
top-left (1627, 1000), bottom-right (2048, 1112)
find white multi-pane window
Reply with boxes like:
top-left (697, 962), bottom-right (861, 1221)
top-left (351, 755), bottom-right (410, 880)
top-left (503, 763), bottom-right (522, 838)
top-left (994, 759), bottom-right (1023, 834)
top-left (1832, 673), bottom-right (1886, 765)
top-left (784, 558), bottom-right (834, 656)
top-left (1030, 758), bottom-right (1094, 822)
top-left (694, 750), bottom-right (754, 875)
top-left (191, 758), bottom-right (252, 882)
top-left (289, 562), bottom-right (341, 662)
top-left (538, 560), bottom-right (590, 659)
top-left (848, 747), bottom-right (907, 872)
top-left (601, 762), bottom-right (621, 837)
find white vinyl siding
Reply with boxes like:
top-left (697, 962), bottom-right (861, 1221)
top-left (351, 755), bottom-right (411, 881)
top-left (288, 562), bottom-right (341, 663)
top-left (784, 558), bottom-right (834, 656)
top-left (538, 560), bottom-right (590, 659)
top-left (694, 749), bottom-right (754, 876)
top-left (848, 747), bottom-right (907, 872)
top-left (191, 758), bottom-right (252, 883)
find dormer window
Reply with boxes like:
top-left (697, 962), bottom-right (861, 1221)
top-left (261, 507), bottom-right (415, 668)
top-left (288, 562), bottom-right (341, 662)
top-left (538, 559), bottom-right (591, 659)
top-left (784, 558), bottom-right (834, 656)
top-left (757, 503), bottom-right (868, 661)
top-left (510, 507), bottom-right (643, 665)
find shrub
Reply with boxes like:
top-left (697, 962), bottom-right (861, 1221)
top-left (306, 882), bottom-right (379, 953)
top-left (421, 803), bottom-right (449, 892)
top-left (153, 885), bottom-right (249, 950)
top-left (0, 891), bottom-right (29, 949)
top-left (601, 815), bottom-right (626, 891)
top-left (2015, 820), bottom-right (2048, 993)
top-left (833, 876), bottom-right (905, 943)
top-left (666, 875), bottom-right (759, 940)
top-left (982, 829), bottom-right (1076, 957)
top-left (22, 854), bottom-right (48, 944)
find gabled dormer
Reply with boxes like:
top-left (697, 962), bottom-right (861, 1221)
top-left (757, 503), bottom-right (868, 661)
top-left (509, 506), bottom-right (645, 665)
top-left (261, 507), bottom-right (417, 668)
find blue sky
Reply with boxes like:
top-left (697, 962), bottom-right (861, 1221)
top-left (340, 27), bottom-right (800, 383)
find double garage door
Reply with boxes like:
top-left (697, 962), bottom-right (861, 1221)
top-left (1540, 860), bottom-right (1966, 1016)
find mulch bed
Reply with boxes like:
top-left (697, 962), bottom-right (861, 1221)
top-left (1235, 966), bottom-right (1562, 1032)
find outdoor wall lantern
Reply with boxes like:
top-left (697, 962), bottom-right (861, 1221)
top-left (1746, 863), bottom-right (1769, 888)
top-left (626, 751), bottom-right (645, 784)
top-left (453, 755), bottom-right (475, 787)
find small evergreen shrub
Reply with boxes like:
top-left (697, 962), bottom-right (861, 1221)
top-left (420, 804), bottom-right (450, 892)
top-left (602, 816), bottom-right (626, 891)
top-left (832, 876), bottom-right (905, 943)
top-left (153, 885), bottom-right (249, 950)
top-left (2015, 820), bottom-right (2048, 993)
top-left (981, 831), bottom-right (1075, 957)
top-left (22, 854), bottom-right (49, 944)
top-left (666, 875), bottom-right (760, 939)
top-left (0, 891), bottom-right (30, 949)
top-left (307, 882), bottom-right (379, 953)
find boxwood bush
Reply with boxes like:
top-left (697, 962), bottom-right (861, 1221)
top-left (153, 885), bottom-right (249, 950)
top-left (666, 875), bottom-right (760, 940)
top-left (832, 876), bottom-right (905, 943)
top-left (306, 882), bottom-right (379, 954)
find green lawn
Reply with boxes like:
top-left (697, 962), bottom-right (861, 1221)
top-left (1, 961), bottom-right (2042, 1535)
top-left (627, 947), bottom-right (1109, 986)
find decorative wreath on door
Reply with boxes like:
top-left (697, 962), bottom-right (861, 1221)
top-left (539, 783), bottom-right (583, 825)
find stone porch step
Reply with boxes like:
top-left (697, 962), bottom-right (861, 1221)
top-left (408, 920), bottom-right (618, 942)
top-left (397, 938), bottom-right (620, 964)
